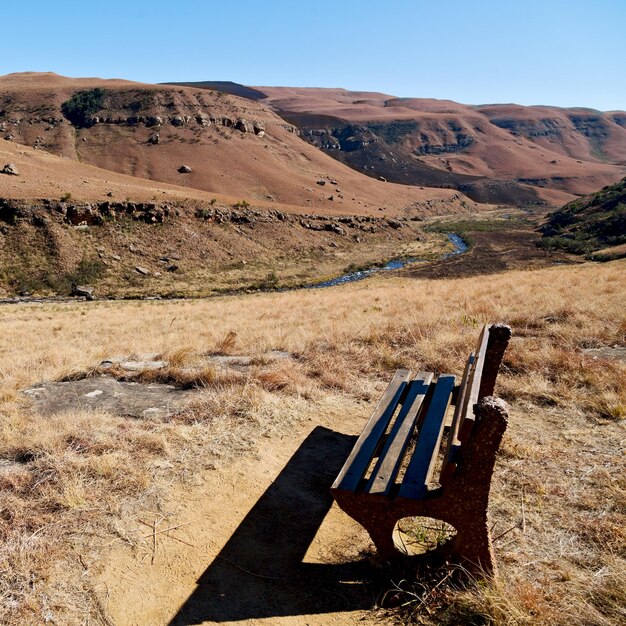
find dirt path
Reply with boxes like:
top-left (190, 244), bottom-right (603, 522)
top-left (97, 414), bottom-right (390, 625)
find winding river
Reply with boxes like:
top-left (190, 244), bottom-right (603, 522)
top-left (310, 233), bottom-right (468, 289)
top-left (0, 234), bottom-right (469, 304)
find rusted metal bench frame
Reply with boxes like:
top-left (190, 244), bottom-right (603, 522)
top-left (331, 323), bottom-right (511, 575)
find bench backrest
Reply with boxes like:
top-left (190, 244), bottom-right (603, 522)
top-left (439, 323), bottom-right (511, 484)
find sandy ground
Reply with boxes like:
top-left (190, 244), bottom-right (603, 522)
top-left (98, 410), bottom-right (383, 626)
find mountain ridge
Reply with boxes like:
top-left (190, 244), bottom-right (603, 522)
top-left (172, 81), bottom-right (625, 202)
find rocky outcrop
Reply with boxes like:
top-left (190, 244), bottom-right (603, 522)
top-left (193, 204), bottom-right (404, 235)
top-left (235, 118), bottom-right (255, 133)
top-left (71, 285), bottom-right (94, 300)
top-left (77, 112), bottom-right (267, 135)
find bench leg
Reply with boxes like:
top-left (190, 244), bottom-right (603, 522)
top-left (439, 396), bottom-right (508, 576)
top-left (364, 516), bottom-right (400, 561)
top-left (332, 495), bottom-right (402, 561)
top-left (446, 514), bottom-right (496, 576)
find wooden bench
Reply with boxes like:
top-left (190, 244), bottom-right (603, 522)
top-left (331, 323), bottom-right (511, 575)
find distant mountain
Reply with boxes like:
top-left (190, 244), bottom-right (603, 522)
top-left (541, 176), bottom-right (626, 259)
top-left (177, 82), bottom-right (626, 204)
top-left (0, 73), bottom-right (474, 215)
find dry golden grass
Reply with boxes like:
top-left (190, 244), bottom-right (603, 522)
top-left (0, 259), bottom-right (624, 624)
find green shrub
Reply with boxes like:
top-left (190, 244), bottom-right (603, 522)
top-left (61, 88), bottom-right (106, 127)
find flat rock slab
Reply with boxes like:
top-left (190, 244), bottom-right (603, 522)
top-left (582, 346), bottom-right (626, 363)
top-left (24, 375), bottom-right (195, 419)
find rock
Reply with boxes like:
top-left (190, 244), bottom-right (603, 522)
top-left (378, 175), bottom-right (387, 182)
top-left (129, 244), bottom-right (140, 254)
top-left (178, 165), bottom-right (192, 173)
top-left (148, 133), bottom-right (160, 144)
top-left (166, 264), bottom-right (178, 272)
top-left (1, 163), bottom-right (19, 176)
top-left (171, 116), bottom-right (185, 127)
top-left (135, 266), bottom-right (150, 276)
top-left (24, 374), bottom-right (194, 420)
top-left (328, 195), bottom-right (335, 201)
top-left (71, 285), bottom-right (94, 300)
top-left (316, 179), bottom-right (326, 186)
top-left (235, 118), bottom-right (255, 133)
top-left (111, 254), bottom-right (121, 261)
top-left (4, 134), bottom-right (14, 141)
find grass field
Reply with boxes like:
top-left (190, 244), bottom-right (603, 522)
top-left (0, 258), bottom-right (624, 624)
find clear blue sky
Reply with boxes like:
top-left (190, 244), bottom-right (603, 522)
top-left (2, 0), bottom-right (625, 110)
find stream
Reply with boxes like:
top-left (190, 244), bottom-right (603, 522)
top-left (0, 234), bottom-right (469, 304)
top-left (310, 233), bottom-right (468, 289)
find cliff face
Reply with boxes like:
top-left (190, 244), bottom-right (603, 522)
top-left (184, 83), bottom-right (626, 203)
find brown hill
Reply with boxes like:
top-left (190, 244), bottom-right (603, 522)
top-left (0, 73), bottom-right (475, 216)
top-left (181, 84), bottom-right (625, 202)
top-left (0, 136), bottom-right (475, 299)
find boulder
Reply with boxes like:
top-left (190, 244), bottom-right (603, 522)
top-left (178, 164), bottom-right (192, 173)
top-left (171, 116), bottom-right (185, 127)
top-left (135, 266), bottom-right (150, 276)
top-left (148, 133), bottom-right (160, 144)
top-left (71, 285), bottom-right (95, 300)
top-left (1, 163), bottom-right (19, 176)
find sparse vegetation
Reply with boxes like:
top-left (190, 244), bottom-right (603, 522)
top-left (0, 260), bottom-right (624, 624)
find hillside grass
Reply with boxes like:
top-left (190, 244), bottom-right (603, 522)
top-left (540, 177), bottom-right (626, 257)
top-left (0, 260), bottom-right (624, 624)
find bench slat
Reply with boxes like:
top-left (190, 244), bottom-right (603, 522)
top-left (365, 372), bottom-right (434, 498)
top-left (439, 352), bottom-right (475, 483)
top-left (331, 369), bottom-right (411, 493)
top-left (458, 324), bottom-right (490, 443)
top-left (398, 374), bottom-right (456, 499)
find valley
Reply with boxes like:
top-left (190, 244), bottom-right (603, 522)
top-left (0, 67), bottom-right (624, 626)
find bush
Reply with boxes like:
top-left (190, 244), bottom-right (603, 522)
top-left (61, 88), bottom-right (106, 127)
